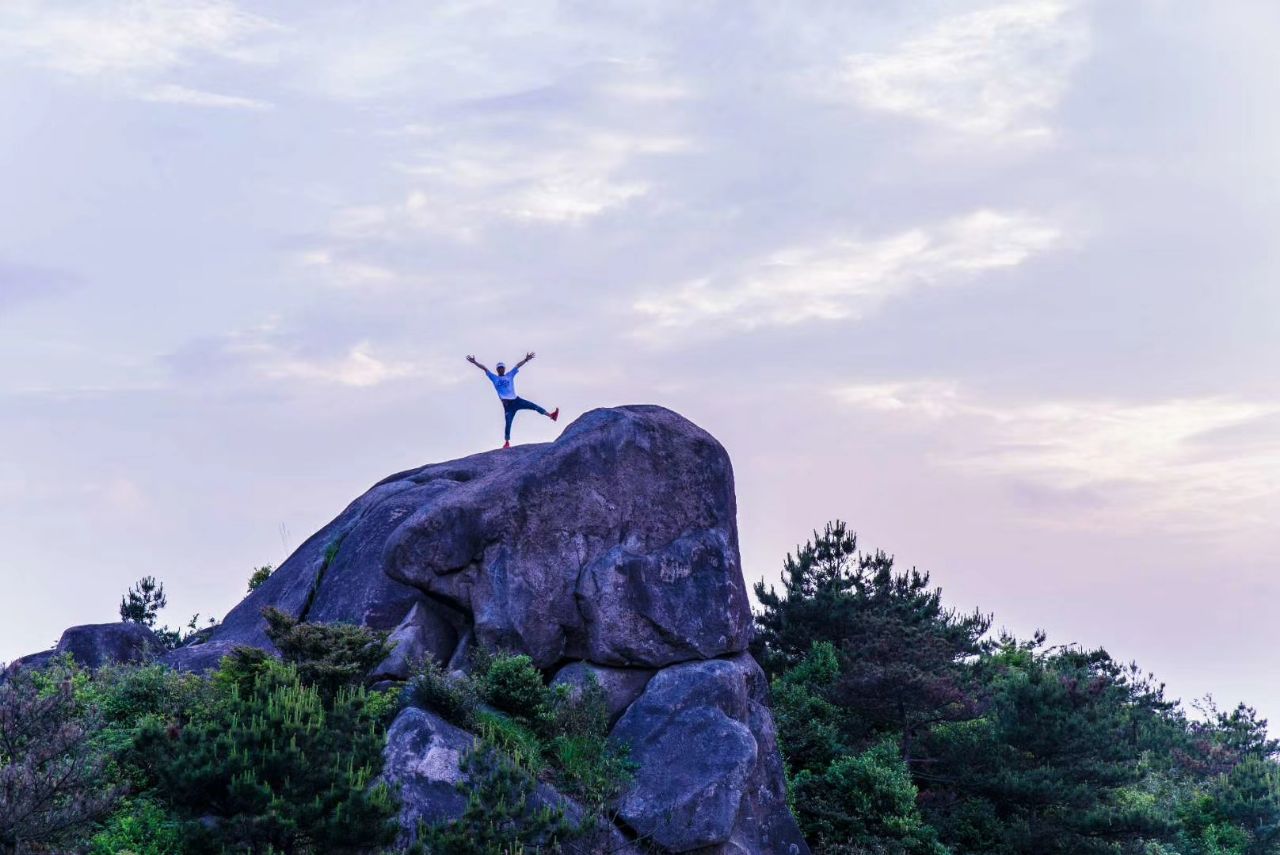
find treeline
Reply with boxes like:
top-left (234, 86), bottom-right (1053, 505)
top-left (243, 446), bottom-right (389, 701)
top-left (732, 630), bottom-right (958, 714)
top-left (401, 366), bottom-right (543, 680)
top-left (754, 521), bottom-right (1280, 855)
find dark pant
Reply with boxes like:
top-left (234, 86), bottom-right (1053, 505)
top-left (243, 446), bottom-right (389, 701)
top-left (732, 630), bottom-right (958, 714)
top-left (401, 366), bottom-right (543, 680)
top-left (502, 397), bottom-right (546, 440)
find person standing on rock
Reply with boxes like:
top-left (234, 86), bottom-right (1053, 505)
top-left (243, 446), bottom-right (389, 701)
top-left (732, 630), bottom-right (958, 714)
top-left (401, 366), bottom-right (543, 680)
top-left (466, 352), bottom-right (559, 448)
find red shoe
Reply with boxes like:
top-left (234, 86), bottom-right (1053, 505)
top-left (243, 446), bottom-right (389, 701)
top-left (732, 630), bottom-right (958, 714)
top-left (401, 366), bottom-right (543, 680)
top-left (549, 408), bottom-right (559, 422)
top-left (503, 441), bottom-right (510, 449)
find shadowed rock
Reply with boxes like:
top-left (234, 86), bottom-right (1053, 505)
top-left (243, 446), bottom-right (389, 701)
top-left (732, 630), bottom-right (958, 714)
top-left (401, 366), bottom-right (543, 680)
top-left (384, 706), bottom-right (639, 853)
top-left (194, 406), bottom-right (751, 672)
top-left (610, 654), bottom-right (807, 854)
top-left (550, 661), bottom-right (655, 727)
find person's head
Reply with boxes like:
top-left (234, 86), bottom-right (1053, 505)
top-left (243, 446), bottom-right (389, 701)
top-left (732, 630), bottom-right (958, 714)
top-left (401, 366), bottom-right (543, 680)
top-left (496, 361), bottom-right (506, 376)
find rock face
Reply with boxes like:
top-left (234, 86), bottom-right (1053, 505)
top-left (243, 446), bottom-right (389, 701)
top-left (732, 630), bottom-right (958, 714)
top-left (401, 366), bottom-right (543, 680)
top-left (21, 406), bottom-right (806, 853)
top-left (178, 405), bottom-right (752, 675)
top-left (550, 661), bottom-right (655, 728)
top-left (384, 706), bottom-right (639, 854)
top-left (610, 654), bottom-right (808, 854)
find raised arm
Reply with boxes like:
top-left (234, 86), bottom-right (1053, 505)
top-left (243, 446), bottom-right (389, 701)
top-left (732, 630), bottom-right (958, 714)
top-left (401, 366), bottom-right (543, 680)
top-left (466, 354), bottom-right (490, 373)
top-left (514, 351), bottom-right (536, 370)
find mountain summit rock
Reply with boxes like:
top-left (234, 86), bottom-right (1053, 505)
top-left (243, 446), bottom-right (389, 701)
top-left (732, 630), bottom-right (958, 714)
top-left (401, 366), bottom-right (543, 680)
top-left (17, 406), bottom-right (806, 852)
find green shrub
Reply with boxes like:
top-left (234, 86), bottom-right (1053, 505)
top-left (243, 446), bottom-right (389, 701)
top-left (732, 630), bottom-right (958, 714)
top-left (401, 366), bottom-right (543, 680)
top-left (477, 652), bottom-right (548, 720)
top-left (88, 797), bottom-right (183, 855)
top-left (405, 656), bottom-right (479, 727)
top-left (246, 564), bottom-right (274, 591)
top-left (474, 709), bottom-right (545, 775)
top-left (136, 658), bottom-right (399, 853)
top-left (538, 678), bottom-right (634, 818)
top-left (261, 607), bottom-right (391, 701)
top-left (416, 743), bottom-right (573, 855)
top-left (791, 737), bottom-right (948, 855)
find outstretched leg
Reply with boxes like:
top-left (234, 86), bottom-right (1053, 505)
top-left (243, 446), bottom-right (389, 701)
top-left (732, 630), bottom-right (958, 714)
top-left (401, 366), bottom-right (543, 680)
top-left (501, 397), bottom-right (558, 447)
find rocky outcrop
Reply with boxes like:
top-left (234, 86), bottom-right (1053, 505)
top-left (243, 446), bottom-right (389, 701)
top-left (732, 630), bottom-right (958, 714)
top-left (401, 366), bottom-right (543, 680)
top-left (173, 405), bottom-right (751, 675)
top-left (14, 406), bottom-right (806, 853)
top-left (6, 622), bottom-right (161, 677)
top-left (610, 654), bottom-right (806, 854)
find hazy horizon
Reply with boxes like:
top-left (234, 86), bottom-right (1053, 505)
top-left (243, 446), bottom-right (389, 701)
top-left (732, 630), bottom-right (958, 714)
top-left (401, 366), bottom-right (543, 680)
top-left (2, 1), bottom-right (1278, 724)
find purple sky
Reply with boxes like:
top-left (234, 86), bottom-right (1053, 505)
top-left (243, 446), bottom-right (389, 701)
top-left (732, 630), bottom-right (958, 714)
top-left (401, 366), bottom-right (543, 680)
top-left (2, 1), bottom-right (1278, 722)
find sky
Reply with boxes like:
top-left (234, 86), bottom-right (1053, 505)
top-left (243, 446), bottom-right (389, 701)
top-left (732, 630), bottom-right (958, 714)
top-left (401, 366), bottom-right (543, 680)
top-left (1, 0), bottom-right (1278, 721)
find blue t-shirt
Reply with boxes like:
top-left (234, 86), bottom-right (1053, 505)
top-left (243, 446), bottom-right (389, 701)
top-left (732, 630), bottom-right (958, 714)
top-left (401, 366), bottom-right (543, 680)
top-left (486, 367), bottom-right (519, 400)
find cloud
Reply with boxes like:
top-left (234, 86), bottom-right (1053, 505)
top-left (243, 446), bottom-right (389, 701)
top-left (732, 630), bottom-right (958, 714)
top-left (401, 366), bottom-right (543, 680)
top-left (142, 82), bottom-right (270, 110)
top-left (296, 249), bottom-right (401, 290)
top-left (262, 343), bottom-right (412, 388)
top-left (836, 0), bottom-right (1090, 138)
top-left (166, 322), bottom-right (436, 390)
top-left (0, 0), bottom-right (278, 103)
top-left (634, 209), bottom-right (1060, 337)
top-left (835, 381), bottom-right (1280, 532)
top-left (318, 121), bottom-right (691, 247)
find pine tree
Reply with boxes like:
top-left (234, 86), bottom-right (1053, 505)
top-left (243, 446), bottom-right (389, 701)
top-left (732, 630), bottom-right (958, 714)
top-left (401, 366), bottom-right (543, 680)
top-left (754, 521), bottom-right (990, 757)
top-left (119, 576), bottom-right (167, 627)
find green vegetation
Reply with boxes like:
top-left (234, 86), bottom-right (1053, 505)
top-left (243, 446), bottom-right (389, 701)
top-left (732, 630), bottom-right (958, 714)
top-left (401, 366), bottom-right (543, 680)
top-left (247, 564), bottom-right (275, 591)
top-left (757, 520), bottom-right (1280, 855)
top-left (0, 666), bottom-right (121, 854)
top-left (408, 651), bottom-right (636, 849)
top-left (262, 607), bottom-right (391, 702)
top-left (12, 523), bottom-right (1279, 853)
top-left (119, 575), bottom-right (215, 650)
top-left (136, 657), bottom-right (399, 852)
top-left (119, 575), bottom-right (168, 627)
top-left (3, 614), bottom-right (399, 854)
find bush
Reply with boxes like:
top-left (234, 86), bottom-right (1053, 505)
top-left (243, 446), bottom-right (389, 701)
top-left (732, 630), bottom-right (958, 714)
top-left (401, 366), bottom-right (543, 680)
top-left (476, 652), bottom-right (548, 720)
top-left (136, 658), bottom-right (399, 853)
top-left (262, 607), bottom-right (391, 701)
top-left (791, 737), bottom-right (947, 855)
top-left (0, 669), bottom-right (122, 853)
top-left (404, 656), bottom-right (479, 727)
top-left (247, 564), bottom-right (274, 591)
top-left (416, 743), bottom-right (573, 855)
top-left (88, 797), bottom-right (184, 855)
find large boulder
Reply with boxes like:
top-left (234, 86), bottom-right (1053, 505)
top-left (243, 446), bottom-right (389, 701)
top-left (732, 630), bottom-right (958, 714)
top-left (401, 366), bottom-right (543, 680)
top-left (15, 405), bottom-right (803, 853)
top-left (58, 622), bottom-right (161, 669)
top-left (383, 406), bottom-right (751, 668)
top-left (610, 654), bottom-right (808, 854)
top-left (5, 622), bottom-right (162, 677)
top-left (196, 406), bottom-right (751, 671)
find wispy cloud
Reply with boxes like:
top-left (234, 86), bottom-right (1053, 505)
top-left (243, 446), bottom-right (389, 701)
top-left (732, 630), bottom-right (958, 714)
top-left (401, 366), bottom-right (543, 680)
top-left (836, 0), bottom-right (1090, 138)
top-left (0, 0), bottom-right (278, 105)
top-left (836, 381), bottom-right (1280, 531)
top-left (262, 343), bottom-right (413, 388)
top-left (319, 123), bottom-right (690, 245)
top-left (635, 210), bottom-right (1060, 337)
top-left (166, 322), bottom-right (439, 390)
top-left (142, 82), bottom-right (270, 110)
